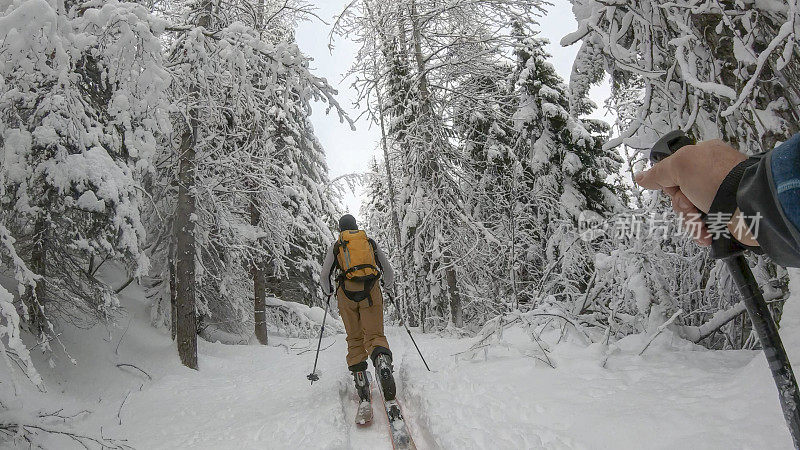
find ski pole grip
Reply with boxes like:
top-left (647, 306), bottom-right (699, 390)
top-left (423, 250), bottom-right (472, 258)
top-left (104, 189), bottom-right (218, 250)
top-left (649, 130), bottom-right (694, 163)
top-left (648, 130), bottom-right (745, 259)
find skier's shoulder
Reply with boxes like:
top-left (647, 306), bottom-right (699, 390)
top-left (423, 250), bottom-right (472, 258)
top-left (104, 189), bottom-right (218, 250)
top-left (366, 235), bottom-right (382, 252)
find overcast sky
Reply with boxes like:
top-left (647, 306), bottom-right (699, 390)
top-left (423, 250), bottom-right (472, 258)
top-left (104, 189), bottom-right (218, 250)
top-left (295, 1), bottom-right (612, 218)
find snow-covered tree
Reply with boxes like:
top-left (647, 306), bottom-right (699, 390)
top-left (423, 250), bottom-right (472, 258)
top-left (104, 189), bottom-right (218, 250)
top-left (341, 0), bottom-right (629, 332)
top-left (0, 0), bottom-right (169, 341)
top-left (510, 34), bottom-right (622, 305)
top-left (0, 1), bottom-right (174, 444)
top-left (562, 0), bottom-right (797, 348)
top-left (270, 118), bottom-right (341, 307)
top-left (142, 0), bottom-right (347, 365)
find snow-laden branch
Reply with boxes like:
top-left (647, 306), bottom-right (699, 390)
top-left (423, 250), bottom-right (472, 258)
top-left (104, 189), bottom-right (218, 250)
top-left (639, 309), bottom-right (683, 356)
top-left (566, 0), bottom-right (800, 152)
top-left (677, 301), bottom-right (746, 343)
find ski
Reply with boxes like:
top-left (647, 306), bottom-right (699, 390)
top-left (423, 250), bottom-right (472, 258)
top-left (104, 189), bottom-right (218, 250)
top-left (355, 371), bottom-right (374, 426)
top-left (376, 378), bottom-right (416, 449)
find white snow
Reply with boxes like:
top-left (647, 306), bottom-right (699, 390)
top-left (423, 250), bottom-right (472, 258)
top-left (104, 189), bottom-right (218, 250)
top-left (3, 269), bottom-right (799, 449)
top-left (76, 191), bottom-right (106, 213)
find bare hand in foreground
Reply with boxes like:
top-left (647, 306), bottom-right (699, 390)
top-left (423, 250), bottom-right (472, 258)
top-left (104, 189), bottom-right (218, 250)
top-left (634, 139), bottom-right (757, 247)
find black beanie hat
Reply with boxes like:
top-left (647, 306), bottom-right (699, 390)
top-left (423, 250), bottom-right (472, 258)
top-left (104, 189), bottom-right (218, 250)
top-left (339, 214), bottom-right (358, 232)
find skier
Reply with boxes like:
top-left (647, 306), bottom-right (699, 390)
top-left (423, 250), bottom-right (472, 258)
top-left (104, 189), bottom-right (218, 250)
top-left (320, 214), bottom-right (397, 405)
top-left (636, 134), bottom-right (800, 267)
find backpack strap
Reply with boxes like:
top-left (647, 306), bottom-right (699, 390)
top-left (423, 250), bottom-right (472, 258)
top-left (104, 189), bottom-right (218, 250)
top-left (343, 264), bottom-right (380, 278)
top-left (332, 237), bottom-right (344, 274)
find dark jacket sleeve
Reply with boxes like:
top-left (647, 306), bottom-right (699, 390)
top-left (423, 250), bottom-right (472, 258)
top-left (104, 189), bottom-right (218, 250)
top-left (737, 134), bottom-right (800, 268)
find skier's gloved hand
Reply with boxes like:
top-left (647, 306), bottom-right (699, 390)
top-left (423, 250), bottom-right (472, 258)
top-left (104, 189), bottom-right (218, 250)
top-left (634, 139), bottom-right (757, 247)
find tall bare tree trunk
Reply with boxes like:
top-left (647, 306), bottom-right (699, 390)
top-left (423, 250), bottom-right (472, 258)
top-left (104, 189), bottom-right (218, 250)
top-left (175, 125), bottom-right (198, 369)
top-left (250, 196), bottom-right (268, 345)
top-left (251, 1), bottom-right (268, 345)
top-left (25, 216), bottom-right (48, 337)
top-left (444, 254), bottom-right (463, 328)
top-left (169, 243), bottom-right (177, 341)
top-left (372, 56), bottom-right (409, 321)
top-left (409, 1), bottom-right (430, 110)
top-left (510, 177), bottom-right (519, 310)
top-left (173, 1), bottom-right (215, 369)
top-left (418, 290), bottom-right (426, 332)
top-left (410, 0), bottom-right (450, 330)
top-left (395, 5), bottom-right (424, 327)
top-left (408, 1), bottom-right (432, 332)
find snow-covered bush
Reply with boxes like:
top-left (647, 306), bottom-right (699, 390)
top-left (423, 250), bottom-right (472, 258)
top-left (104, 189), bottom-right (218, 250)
top-left (264, 296), bottom-right (344, 339)
top-left (585, 209), bottom-right (789, 349)
top-left (0, 225), bottom-right (43, 397)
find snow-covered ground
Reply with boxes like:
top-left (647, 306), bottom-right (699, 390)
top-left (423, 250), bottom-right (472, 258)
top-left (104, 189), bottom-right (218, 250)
top-left (6, 270), bottom-right (800, 449)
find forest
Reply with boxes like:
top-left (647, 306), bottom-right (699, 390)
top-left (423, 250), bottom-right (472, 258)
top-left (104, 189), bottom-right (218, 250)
top-left (1, 0), bottom-right (800, 448)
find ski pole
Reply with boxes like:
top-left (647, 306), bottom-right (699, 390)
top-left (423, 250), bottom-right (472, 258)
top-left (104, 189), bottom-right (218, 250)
top-left (386, 288), bottom-right (431, 371)
top-left (650, 131), bottom-right (800, 448)
top-left (307, 294), bottom-right (331, 384)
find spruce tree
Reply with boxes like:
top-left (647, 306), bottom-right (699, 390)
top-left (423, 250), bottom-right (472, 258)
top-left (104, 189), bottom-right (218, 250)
top-left (510, 32), bottom-right (622, 305)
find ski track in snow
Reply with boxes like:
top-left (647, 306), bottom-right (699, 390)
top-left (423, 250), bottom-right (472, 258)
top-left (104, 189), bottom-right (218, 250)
top-left (339, 370), bottom-right (393, 449)
top-left (7, 270), bottom-right (800, 449)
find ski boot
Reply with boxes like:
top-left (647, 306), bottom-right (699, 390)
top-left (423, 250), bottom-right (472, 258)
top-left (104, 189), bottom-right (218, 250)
top-left (350, 361), bottom-right (371, 403)
top-left (373, 351), bottom-right (396, 401)
top-left (351, 362), bottom-right (373, 425)
top-left (353, 369), bottom-right (370, 403)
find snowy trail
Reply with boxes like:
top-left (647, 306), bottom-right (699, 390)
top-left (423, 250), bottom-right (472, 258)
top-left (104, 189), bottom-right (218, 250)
top-left (21, 275), bottom-right (798, 449)
top-left (110, 325), bottom-right (432, 449)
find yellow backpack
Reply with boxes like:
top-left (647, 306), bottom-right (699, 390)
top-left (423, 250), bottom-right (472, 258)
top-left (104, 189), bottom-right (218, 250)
top-left (334, 230), bottom-right (381, 302)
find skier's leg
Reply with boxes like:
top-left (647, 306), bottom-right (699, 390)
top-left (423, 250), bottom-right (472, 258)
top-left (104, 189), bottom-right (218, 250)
top-left (338, 287), bottom-right (368, 368)
top-left (361, 283), bottom-right (391, 353)
top-left (361, 283), bottom-right (396, 400)
top-left (339, 287), bottom-right (372, 406)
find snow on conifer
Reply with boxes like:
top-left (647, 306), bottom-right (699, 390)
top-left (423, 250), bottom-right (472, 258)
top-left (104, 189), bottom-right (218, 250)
top-left (0, 0), bottom-right (169, 339)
